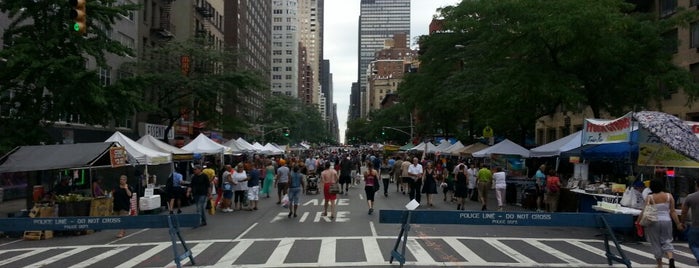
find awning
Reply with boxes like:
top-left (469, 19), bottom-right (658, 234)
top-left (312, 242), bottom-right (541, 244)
top-left (0, 142), bottom-right (120, 173)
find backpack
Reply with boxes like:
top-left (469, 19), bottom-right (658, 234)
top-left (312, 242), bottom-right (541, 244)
top-left (546, 176), bottom-right (560, 193)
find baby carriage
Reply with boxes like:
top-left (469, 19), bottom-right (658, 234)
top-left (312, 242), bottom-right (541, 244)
top-left (306, 174), bottom-right (319, 195)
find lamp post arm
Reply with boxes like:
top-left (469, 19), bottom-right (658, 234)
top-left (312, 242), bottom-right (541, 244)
top-left (382, 126), bottom-right (411, 137)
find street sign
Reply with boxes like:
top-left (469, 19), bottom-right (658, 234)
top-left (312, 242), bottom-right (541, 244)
top-left (0, 214), bottom-right (200, 232)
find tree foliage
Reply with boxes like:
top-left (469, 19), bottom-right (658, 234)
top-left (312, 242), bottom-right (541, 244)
top-left (398, 0), bottom-right (699, 145)
top-left (115, 38), bottom-right (266, 142)
top-left (260, 95), bottom-right (332, 145)
top-left (0, 0), bottom-right (140, 153)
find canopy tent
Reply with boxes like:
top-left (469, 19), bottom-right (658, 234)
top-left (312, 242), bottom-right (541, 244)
top-left (182, 133), bottom-right (231, 154)
top-left (561, 130), bottom-right (639, 160)
top-left (135, 134), bottom-right (192, 160)
top-left (456, 142), bottom-right (490, 156)
top-left (222, 139), bottom-right (249, 154)
top-left (411, 142), bottom-right (435, 152)
top-left (428, 140), bottom-right (452, 154)
top-left (399, 143), bottom-right (414, 151)
top-left (444, 141), bottom-right (465, 155)
top-left (106, 131), bottom-right (171, 165)
top-left (530, 131), bottom-right (582, 158)
top-left (236, 138), bottom-right (258, 152)
top-left (473, 139), bottom-right (530, 158)
top-left (0, 142), bottom-right (122, 173)
top-left (263, 143), bottom-right (285, 155)
top-left (252, 142), bottom-right (267, 152)
top-left (634, 111), bottom-right (699, 161)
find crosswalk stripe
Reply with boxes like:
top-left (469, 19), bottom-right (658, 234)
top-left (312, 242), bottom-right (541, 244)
top-left (442, 237), bottom-right (487, 264)
top-left (114, 243), bottom-right (170, 268)
top-left (318, 238), bottom-right (336, 265)
top-left (25, 247), bottom-right (85, 268)
top-left (362, 237), bottom-right (385, 263)
top-left (0, 248), bottom-right (51, 266)
top-left (165, 241), bottom-right (213, 267)
top-left (218, 239), bottom-right (253, 265)
top-left (485, 237), bottom-right (537, 264)
top-left (526, 239), bottom-right (586, 265)
top-left (67, 246), bottom-right (130, 268)
top-left (265, 238), bottom-right (294, 266)
top-left (405, 237), bottom-right (437, 264)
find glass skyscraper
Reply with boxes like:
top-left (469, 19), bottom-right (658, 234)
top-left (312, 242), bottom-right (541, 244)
top-left (354, 0), bottom-right (410, 119)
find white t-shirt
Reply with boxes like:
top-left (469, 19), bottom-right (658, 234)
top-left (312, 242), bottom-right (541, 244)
top-left (233, 170), bottom-right (248, 191)
top-left (408, 164), bottom-right (423, 178)
top-left (493, 171), bottom-right (507, 189)
top-left (467, 168), bottom-right (478, 189)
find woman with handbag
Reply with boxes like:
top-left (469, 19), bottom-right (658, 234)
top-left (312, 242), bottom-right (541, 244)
top-left (636, 179), bottom-right (684, 268)
top-left (364, 161), bottom-right (380, 215)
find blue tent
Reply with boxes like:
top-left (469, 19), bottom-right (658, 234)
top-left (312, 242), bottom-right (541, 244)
top-left (561, 130), bottom-right (638, 160)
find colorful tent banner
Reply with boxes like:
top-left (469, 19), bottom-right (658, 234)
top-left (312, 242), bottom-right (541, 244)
top-left (582, 112), bottom-right (632, 145)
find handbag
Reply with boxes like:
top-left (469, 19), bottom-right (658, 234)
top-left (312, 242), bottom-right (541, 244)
top-left (620, 187), bottom-right (632, 207)
top-left (638, 195), bottom-right (658, 226)
top-left (329, 183), bottom-right (340, 194)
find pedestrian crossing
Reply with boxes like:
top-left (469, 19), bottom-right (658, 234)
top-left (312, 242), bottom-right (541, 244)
top-left (0, 236), bottom-right (695, 267)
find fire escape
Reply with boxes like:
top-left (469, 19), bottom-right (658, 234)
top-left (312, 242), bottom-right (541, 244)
top-left (153, 0), bottom-right (175, 39)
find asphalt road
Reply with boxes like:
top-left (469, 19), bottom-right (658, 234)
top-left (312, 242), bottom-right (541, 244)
top-left (0, 180), bottom-right (696, 267)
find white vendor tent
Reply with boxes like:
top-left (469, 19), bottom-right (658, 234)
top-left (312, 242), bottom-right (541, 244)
top-left (236, 138), bottom-right (257, 152)
top-left (222, 139), bottom-right (249, 153)
top-left (529, 131), bottom-right (582, 158)
top-left (106, 131), bottom-right (171, 165)
top-left (411, 142), bottom-right (435, 152)
top-left (263, 143), bottom-right (285, 155)
top-left (136, 134), bottom-right (192, 157)
top-left (473, 139), bottom-right (530, 158)
top-left (444, 141), bottom-right (465, 155)
top-left (428, 140), bottom-right (452, 154)
top-left (182, 133), bottom-right (231, 154)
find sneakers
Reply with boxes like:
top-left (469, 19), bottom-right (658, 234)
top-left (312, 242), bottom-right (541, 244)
top-left (368, 208), bottom-right (374, 215)
top-left (481, 205), bottom-right (487, 211)
top-left (457, 204), bottom-right (461, 210)
top-left (222, 208), bottom-right (234, 212)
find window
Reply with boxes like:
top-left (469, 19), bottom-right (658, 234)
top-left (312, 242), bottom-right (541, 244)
top-left (691, 63), bottom-right (699, 83)
top-left (273, 58), bottom-right (282, 63)
top-left (273, 50), bottom-right (282, 55)
top-left (285, 66), bottom-right (292, 71)
top-left (273, 26), bottom-right (282, 31)
top-left (273, 67), bottom-right (281, 72)
top-left (285, 75), bottom-right (292, 79)
top-left (692, 22), bottom-right (699, 48)
top-left (286, 50), bottom-right (292, 55)
top-left (99, 67), bottom-right (111, 86)
top-left (660, 0), bottom-right (677, 17)
top-left (286, 58), bottom-right (292, 63)
top-left (693, 0), bottom-right (699, 6)
top-left (272, 75), bottom-right (282, 80)
top-left (273, 9), bottom-right (283, 14)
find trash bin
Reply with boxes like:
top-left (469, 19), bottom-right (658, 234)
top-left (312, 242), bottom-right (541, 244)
top-left (33, 185), bottom-right (44, 202)
top-left (521, 189), bottom-right (537, 210)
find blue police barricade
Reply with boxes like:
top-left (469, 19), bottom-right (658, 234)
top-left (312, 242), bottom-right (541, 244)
top-left (379, 210), bottom-right (634, 268)
top-left (0, 214), bottom-right (200, 268)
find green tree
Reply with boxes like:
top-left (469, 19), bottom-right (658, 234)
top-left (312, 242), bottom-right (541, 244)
top-left (115, 38), bottom-right (266, 143)
top-left (405, 0), bottom-right (699, 145)
top-left (0, 0), bottom-right (140, 153)
top-left (260, 95), bottom-right (331, 144)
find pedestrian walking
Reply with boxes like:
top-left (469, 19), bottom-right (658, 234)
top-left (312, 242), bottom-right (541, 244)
top-left (421, 161), bottom-right (438, 206)
top-left (681, 179), bottom-right (699, 265)
top-left (364, 161), bottom-right (380, 215)
top-left (408, 157), bottom-right (423, 204)
top-left (636, 179), bottom-right (683, 268)
top-left (247, 162), bottom-right (262, 210)
top-left (545, 169), bottom-right (561, 212)
top-left (454, 165), bottom-right (468, 210)
top-left (493, 167), bottom-right (506, 211)
top-left (113, 175), bottom-right (133, 238)
top-left (232, 163), bottom-right (249, 211)
top-left (321, 162), bottom-right (338, 219)
top-left (261, 159), bottom-right (275, 198)
top-left (477, 164), bottom-right (492, 211)
top-left (190, 165), bottom-right (211, 227)
top-left (275, 159), bottom-right (290, 205)
top-left (288, 166), bottom-right (305, 218)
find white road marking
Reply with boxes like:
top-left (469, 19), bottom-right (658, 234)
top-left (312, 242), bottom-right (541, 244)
top-left (265, 238), bottom-right (294, 266)
top-left (0, 248), bottom-right (51, 266)
top-left (217, 239), bottom-right (254, 265)
top-left (362, 236), bottom-right (384, 263)
top-left (236, 222), bottom-right (257, 240)
top-left (114, 243), bottom-right (170, 268)
top-left (67, 246), bottom-right (129, 268)
top-left (317, 237), bottom-right (336, 265)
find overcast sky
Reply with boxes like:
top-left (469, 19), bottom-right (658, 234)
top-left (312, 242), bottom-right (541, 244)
top-left (324, 0), bottom-right (460, 144)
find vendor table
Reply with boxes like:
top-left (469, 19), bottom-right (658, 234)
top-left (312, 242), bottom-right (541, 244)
top-left (570, 189), bottom-right (621, 212)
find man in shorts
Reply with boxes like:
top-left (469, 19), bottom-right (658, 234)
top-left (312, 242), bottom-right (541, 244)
top-left (339, 154), bottom-right (354, 195)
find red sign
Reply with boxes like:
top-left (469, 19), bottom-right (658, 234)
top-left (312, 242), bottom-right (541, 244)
top-left (109, 147), bottom-right (127, 167)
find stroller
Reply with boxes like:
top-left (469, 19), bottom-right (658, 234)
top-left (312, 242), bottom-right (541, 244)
top-left (306, 174), bottom-right (319, 195)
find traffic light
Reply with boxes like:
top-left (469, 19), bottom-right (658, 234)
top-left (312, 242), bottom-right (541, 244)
top-left (282, 127), bottom-right (290, 137)
top-left (382, 129), bottom-right (385, 136)
top-left (69, 0), bottom-right (87, 34)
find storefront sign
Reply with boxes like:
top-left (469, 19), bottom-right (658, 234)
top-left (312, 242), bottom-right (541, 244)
top-left (582, 113), bottom-right (632, 145)
top-left (139, 122), bottom-right (174, 140)
top-left (109, 146), bottom-right (127, 167)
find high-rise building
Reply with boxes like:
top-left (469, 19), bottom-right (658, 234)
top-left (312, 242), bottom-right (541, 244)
top-left (223, 0), bottom-right (272, 135)
top-left (271, 0), bottom-right (299, 97)
top-left (353, 0), bottom-right (410, 120)
top-left (298, 0), bottom-right (321, 106)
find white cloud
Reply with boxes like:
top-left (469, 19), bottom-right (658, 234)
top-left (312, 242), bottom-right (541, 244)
top-left (325, 0), bottom-right (460, 144)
